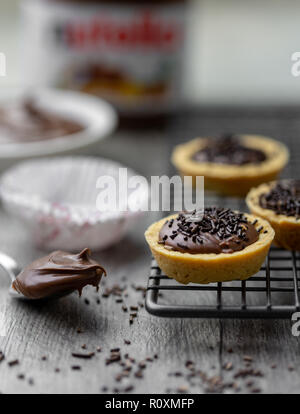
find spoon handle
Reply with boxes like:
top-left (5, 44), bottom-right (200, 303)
top-left (0, 252), bottom-right (20, 283)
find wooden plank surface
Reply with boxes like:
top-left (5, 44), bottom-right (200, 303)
top-left (0, 111), bottom-right (300, 394)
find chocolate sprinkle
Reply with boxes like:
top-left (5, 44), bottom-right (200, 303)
top-left (259, 180), bottom-right (300, 218)
top-left (192, 134), bottom-right (267, 166)
top-left (72, 352), bottom-right (95, 360)
top-left (8, 359), bottom-right (19, 367)
top-left (159, 207), bottom-right (259, 254)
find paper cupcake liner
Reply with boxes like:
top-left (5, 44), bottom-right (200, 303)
top-left (0, 156), bottom-right (149, 251)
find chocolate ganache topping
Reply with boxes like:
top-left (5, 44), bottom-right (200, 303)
top-left (159, 208), bottom-right (260, 254)
top-left (259, 180), bottom-right (300, 218)
top-left (192, 134), bottom-right (267, 165)
top-left (12, 248), bottom-right (106, 300)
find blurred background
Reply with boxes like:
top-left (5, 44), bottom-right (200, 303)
top-left (1, 0), bottom-right (300, 107)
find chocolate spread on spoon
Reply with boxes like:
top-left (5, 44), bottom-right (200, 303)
top-left (12, 248), bottom-right (106, 300)
top-left (159, 207), bottom-right (259, 254)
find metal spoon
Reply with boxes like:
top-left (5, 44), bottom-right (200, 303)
top-left (0, 252), bottom-right (74, 300)
top-left (0, 252), bottom-right (23, 299)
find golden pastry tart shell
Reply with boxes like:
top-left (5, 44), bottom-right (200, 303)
top-left (246, 182), bottom-right (300, 251)
top-left (145, 213), bottom-right (274, 284)
top-left (171, 135), bottom-right (289, 196)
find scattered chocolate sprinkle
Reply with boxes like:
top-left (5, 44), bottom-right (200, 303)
top-left (124, 385), bottom-right (134, 392)
top-left (8, 359), bottom-right (19, 367)
top-left (72, 352), bottom-right (95, 359)
top-left (106, 351), bottom-right (121, 365)
top-left (138, 361), bottom-right (146, 369)
top-left (102, 284), bottom-right (125, 298)
top-left (185, 360), bottom-right (195, 370)
top-left (234, 368), bottom-right (263, 379)
top-left (169, 371), bottom-right (183, 377)
top-left (115, 373), bottom-right (123, 382)
top-left (71, 365), bottom-right (81, 370)
top-left (135, 370), bottom-right (143, 379)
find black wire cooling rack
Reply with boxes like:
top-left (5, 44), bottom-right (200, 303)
top-left (145, 247), bottom-right (300, 318)
top-left (145, 108), bottom-right (300, 319)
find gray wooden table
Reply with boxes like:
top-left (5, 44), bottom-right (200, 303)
top-left (0, 109), bottom-right (300, 394)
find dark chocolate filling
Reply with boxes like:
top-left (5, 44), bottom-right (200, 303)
top-left (259, 180), bottom-right (300, 218)
top-left (192, 134), bottom-right (267, 166)
top-left (159, 207), bottom-right (260, 254)
top-left (12, 248), bottom-right (106, 300)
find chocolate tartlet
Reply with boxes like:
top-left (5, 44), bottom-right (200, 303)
top-left (171, 134), bottom-right (289, 196)
top-left (12, 248), bottom-right (106, 299)
top-left (145, 207), bottom-right (274, 284)
top-left (247, 180), bottom-right (300, 251)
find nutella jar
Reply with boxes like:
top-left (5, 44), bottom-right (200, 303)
top-left (22, 0), bottom-right (188, 120)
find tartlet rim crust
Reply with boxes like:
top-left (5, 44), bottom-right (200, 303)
top-left (171, 135), bottom-right (289, 179)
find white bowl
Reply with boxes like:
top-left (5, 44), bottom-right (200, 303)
top-left (0, 88), bottom-right (117, 159)
top-left (0, 156), bottom-right (149, 251)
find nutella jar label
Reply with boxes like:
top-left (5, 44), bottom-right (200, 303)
top-left (22, 0), bottom-right (187, 116)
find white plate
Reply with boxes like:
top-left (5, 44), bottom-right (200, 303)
top-left (0, 88), bottom-right (118, 159)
